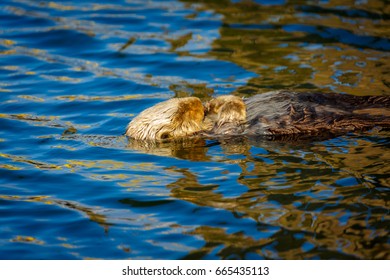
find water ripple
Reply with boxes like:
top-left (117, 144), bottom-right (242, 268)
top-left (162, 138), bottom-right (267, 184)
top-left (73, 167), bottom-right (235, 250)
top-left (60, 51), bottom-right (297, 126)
top-left (0, 0), bottom-right (389, 260)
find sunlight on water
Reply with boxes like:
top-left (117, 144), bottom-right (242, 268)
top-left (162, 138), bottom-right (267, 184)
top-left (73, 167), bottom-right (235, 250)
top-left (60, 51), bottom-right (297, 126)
top-left (0, 0), bottom-right (389, 259)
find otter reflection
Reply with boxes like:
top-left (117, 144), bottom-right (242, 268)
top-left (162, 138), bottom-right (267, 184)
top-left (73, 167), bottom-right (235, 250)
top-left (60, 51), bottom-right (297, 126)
top-left (126, 90), bottom-right (390, 141)
top-left (164, 135), bottom-right (390, 259)
top-left (127, 137), bottom-right (211, 161)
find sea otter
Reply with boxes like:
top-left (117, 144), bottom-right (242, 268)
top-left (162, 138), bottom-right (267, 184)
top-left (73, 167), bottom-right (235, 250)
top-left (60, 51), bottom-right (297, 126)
top-left (125, 90), bottom-right (390, 140)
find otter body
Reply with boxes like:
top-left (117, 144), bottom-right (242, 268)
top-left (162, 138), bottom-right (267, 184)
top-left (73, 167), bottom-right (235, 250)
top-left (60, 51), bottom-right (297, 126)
top-left (244, 90), bottom-right (390, 136)
top-left (126, 91), bottom-right (390, 140)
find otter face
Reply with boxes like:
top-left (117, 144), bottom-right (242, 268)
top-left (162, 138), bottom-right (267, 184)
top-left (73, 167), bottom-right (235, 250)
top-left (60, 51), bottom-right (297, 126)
top-left (126, 97), bottom-right (204, 140)
top-left (204, 95), bottom-right (247, 135)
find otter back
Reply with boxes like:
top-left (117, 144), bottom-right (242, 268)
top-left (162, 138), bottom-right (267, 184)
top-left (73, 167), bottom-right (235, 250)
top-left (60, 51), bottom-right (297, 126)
top-left (244, 90), bottom-right (390, 137)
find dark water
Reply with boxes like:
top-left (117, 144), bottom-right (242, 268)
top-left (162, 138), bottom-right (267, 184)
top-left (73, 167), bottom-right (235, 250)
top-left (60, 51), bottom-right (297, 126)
top-left (0, 0), bottom-right (389, 260)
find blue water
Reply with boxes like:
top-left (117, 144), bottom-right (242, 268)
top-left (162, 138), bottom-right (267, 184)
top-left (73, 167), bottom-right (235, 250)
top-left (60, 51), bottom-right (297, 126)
top-left (0, 0), bottom-right (389, 259)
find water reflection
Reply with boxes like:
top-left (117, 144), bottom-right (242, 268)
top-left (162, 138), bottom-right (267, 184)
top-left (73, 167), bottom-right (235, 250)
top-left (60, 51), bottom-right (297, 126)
top-left (161, 133), bottom-right (390, 259)
top-left (127, 138), bottom-right (211, 161)
top-left (4, 129), bottom-right (388, 259)
top-left (0, 0), bottom-right (389, 260)
top-left (0, 194), bottom-right (111, 232)
top-left (183, 0), bottom-right (389, 96)
top-left (25, 128), bottom-right (390, 259)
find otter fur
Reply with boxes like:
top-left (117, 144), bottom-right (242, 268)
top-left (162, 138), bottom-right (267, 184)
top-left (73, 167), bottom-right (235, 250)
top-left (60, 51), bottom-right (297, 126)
top-left (125, 91), bottom-right (390, 140)
top-left (203, 95), bottom-right (247, 135)
top-left (125, 97), bottom-right (204, 140)
top-left (243, 90), bottom-right (390, 137)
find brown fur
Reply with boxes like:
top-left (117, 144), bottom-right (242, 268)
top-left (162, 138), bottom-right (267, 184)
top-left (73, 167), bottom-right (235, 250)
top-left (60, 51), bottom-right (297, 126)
top-left (126, 91), bottom-right (390, 141)
top-left (203, 95), bottom-right (246, 135)
top-left (244, 91), bottom-right (390, 137)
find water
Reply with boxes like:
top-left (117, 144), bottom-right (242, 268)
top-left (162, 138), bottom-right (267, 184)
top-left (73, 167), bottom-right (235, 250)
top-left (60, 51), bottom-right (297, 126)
top-left (0, 0), bottom-right (389, 259)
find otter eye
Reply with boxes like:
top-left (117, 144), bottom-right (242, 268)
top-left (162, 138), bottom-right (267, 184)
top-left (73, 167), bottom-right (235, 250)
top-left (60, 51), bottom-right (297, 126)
top-left (160, 132), bottom-right (171, 139)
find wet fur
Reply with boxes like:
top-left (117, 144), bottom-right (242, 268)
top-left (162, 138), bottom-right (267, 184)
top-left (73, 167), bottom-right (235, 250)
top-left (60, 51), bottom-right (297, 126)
top-left (204, 95), bottom-right (246, 135)
top-left (244, 91), bottom-right (390, 137)
top-left (126, 91), bottom-right (390, 141)
top-left (125, 97), bottom-right (204, 140)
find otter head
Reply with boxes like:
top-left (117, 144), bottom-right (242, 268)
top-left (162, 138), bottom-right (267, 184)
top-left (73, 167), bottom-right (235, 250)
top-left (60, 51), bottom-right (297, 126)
top-left (204, 95), bottom-right (247, 135)
top-left (126, 97), bottom-right (204, 140)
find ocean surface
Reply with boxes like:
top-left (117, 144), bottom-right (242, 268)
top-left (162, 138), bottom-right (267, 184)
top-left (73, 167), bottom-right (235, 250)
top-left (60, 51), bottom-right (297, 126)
top-left (0, 0), bottom-right (389, 259)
